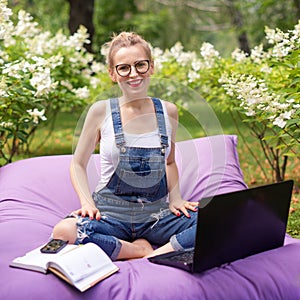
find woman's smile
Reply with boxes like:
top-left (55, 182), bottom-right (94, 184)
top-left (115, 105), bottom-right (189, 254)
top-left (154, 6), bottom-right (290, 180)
top-left (127, 79), bottom-right (143, 88)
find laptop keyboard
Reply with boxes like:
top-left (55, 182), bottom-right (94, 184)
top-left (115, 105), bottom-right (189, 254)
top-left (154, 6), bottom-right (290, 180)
top-left (166, 250), bottom-right (194, 264)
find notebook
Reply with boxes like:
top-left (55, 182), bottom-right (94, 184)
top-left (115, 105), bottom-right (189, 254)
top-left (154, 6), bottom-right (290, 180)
top-left (148, 180), bottom-right (294, 273)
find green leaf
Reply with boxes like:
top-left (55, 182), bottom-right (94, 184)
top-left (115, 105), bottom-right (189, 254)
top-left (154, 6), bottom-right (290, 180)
top-left (16, 131), bottom-right (28, 143)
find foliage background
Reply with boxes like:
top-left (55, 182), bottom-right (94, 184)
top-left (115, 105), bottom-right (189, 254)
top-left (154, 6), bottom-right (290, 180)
top-left (1, 0), bottom-right (299, 236)
top-left (7, 0), bottom-right (300, 57)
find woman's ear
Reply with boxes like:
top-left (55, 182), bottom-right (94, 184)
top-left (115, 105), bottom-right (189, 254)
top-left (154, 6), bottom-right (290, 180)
top-left (108, 68), bottom-right (117, 82)
top-left (149, 60), bottom-right (155, 75)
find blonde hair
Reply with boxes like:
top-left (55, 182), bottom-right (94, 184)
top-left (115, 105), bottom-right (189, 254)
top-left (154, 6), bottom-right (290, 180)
top-left (104, 32), bottom-right (152, 68)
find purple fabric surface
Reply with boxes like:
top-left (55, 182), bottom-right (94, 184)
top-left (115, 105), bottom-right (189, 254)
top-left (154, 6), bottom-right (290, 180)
top-left (1, 135), bottom-right (300, 299)
top-left (175, 135), bottom-right (248, 200)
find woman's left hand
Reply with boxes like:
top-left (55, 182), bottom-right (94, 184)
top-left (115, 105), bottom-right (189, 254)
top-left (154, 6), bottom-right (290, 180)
top-left (169, 199), bottom-right (198, 218)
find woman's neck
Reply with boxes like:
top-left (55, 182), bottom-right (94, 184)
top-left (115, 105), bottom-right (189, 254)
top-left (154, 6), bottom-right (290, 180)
top-left (118, 97), bottom-right (157, 133)
top-left (119, 96), bottom-right (151, 109)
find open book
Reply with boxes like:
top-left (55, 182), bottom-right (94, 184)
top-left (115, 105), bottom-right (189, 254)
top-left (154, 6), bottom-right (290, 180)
top-left (10, 242), bottom-right (119, 292)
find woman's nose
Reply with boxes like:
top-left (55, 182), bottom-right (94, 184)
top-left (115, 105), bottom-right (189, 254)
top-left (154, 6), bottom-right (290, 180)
top-left (129, 66), bottom-right (139, 77)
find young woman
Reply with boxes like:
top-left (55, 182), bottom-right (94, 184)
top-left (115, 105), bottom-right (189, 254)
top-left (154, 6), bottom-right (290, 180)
top-left (52, 32), bottom-right (198, 260)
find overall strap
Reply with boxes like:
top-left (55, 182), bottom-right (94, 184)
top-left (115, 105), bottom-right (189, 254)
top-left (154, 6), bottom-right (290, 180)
top-left (151, 98), bottom-right (169, 149)
top-left (110, 98), bottom-right (126, 148)
top-left (110, 97), bottom-right (169, 150)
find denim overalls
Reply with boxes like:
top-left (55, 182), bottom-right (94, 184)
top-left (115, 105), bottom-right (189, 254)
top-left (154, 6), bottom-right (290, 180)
top-left (75, 98), bottom-right (197, 260)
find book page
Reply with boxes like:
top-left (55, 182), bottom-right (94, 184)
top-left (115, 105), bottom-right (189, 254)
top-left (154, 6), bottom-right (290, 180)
top-left (10, 244), bottom-right (77, 273)
top-left (50, 243), bottom-right (119, 285)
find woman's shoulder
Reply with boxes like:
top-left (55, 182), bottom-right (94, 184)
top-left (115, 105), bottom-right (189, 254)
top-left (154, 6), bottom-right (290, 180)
top-left (87, 99), bottom-right (108, 118)
top-left (161, 100), bottom-right (178, 119)
top-left (83, 100), bottom-right (109, 130)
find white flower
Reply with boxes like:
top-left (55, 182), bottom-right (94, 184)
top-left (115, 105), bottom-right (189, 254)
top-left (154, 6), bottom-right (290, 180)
top-left (293, 104), bottom-right (300, 109)
top-left (282, 110), bottom-right (294, 120)
top-left (60, 80), bottom-right (73, 90)
top-left (81, 68), bottom-right (92, 78)
top-left (90, 77), bottom-right (101, 88)
top-left (291, 20), bottom-right (300, 42)
top-left (100, 43), bottom-right (109, 59)
top-left (250, 44), bottom-right (266, 63)
top-left (170, 42), bottom-right (184, 59)
top-left (14, 10), bottom-right (40, 38)
top-left (245, 109), bottom-right (256, 116)
top-left (25, 31), bottom-right (52, 56)
top-left (2, 61), bottom-right (25, 78)
top-left (152, 47), bottom-right (163, 59)
top-left (169, 42), bottom-right (197, 66)
top-left (30, 67), bottom-right (56, 96)
top-left (51, 30), bottom-right (68, 49)
top-left (178, 52), bottom-right (197, 66)
top-left (200, 42), bottom-right (220, 68)
top-left (0, 77), bottom-right (8, 96)
top-left (0, 1), bottom-right (12, 23)
top-left (271, 44), bottom-right (292, 58)
top-left (187, 70), bottom-right (200, 83)
top-left (0, 0), bottom-right (14, 44)
top-left (200, 42), bottom-right (220, 59)
top-left (287, 99), bottom-right (295, 103)
top-left (67, 25), bottom-right (90, 51)
top-left (260, 64), bottom-right (272, 74)
top-left (72, 86), bottom-right (89, 99)
top-left (27, 108), bottom-right (47, 124)
top-left (265, 27), bottom-right (289, 44)
top-left (191, 59), bottom-right (202, 71)
top-left (152, 47), bottom-right (169, 71)
top-left (273, 116), bottom-right (287, 128)
top-left (91, 61), bottom-right (105, 73)
top-left (231, 48), bottom-right (248, 62)
top-left (0, 121), bottom-right (13, 128)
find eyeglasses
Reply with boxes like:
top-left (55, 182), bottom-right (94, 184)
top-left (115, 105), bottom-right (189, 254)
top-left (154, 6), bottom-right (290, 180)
top-left (115, 60), bottom-right (150, 77)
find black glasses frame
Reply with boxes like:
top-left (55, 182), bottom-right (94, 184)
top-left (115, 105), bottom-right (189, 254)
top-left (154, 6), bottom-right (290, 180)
top-left (115, 60), bottom-right (150, 77)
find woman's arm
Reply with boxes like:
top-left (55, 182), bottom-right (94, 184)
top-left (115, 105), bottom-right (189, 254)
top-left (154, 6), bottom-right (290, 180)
top-left (70, 101), bottom-right (106, 220)
top-left (165, 102), bottom-right (198, 217)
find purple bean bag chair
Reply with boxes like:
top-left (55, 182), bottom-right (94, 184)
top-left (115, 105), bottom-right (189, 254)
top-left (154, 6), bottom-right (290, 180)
top-left (1, 135), bottom-right (300, 299)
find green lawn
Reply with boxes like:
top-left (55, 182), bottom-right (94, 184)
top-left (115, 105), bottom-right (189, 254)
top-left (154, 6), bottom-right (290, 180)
top-left (4, 106), bottom-right (300, 239)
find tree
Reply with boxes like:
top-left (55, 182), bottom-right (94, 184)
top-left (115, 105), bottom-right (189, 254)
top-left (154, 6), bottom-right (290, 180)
top-left (223, 0), bottom-right (250, 54)
top-left (67, 0), bottom-right (95, 52)
top-left (93, 0), bottom-right (138, 51)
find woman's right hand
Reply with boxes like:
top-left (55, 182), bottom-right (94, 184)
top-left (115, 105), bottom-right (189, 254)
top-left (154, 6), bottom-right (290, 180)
top-left (73, 204), bottom-right (101, 221)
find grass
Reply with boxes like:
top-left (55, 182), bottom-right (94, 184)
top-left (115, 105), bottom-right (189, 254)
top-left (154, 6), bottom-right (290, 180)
top-left (3, 106), bottom-right (300, 239)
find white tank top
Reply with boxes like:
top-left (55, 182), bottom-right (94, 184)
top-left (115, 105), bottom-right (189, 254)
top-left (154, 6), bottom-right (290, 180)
top-left (95, 100), bottom-right (173, 192)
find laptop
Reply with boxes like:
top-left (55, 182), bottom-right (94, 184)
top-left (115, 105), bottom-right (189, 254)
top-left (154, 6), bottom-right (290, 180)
top-left (148, 180), bottom-right (294, 273)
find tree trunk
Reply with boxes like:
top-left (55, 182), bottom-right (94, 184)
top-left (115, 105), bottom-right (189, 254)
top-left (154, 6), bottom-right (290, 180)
top-left (237, 31), bottom-right (250, 55)
top-left (67, 0), bottom-right (95, 52)
top-left (225, 0), bottom-right (251, 54)
top-left (293, 0), bottom-right (300, 19)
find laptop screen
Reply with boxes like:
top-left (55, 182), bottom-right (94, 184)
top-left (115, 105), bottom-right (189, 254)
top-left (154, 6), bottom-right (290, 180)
top-left (193, 180), bottom-right (293, 273)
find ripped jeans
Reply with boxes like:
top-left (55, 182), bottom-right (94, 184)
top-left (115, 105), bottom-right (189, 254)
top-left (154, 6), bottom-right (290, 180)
top-left (74, 209), bottom-right (197, 261)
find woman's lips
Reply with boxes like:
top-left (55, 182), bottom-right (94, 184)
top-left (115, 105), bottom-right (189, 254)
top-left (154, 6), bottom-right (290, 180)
top-left (127, 79), bottom-right (143, 87)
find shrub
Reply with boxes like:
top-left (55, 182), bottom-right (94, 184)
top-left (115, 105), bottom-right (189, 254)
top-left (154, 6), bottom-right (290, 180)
top-left (0, 0), bottom-right (107, 164)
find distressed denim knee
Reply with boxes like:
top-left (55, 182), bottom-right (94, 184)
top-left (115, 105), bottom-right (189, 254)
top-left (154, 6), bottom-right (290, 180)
top-left (169, 212), bottom-right (197, 251)
top-left (75, 217), bottom-right (122, 261)
top-left (170, 224), bottom-right (197, 251)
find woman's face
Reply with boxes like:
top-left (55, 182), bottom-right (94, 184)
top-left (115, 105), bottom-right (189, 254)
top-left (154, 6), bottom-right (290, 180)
top-left (109, 44), bottom-right (154, 100)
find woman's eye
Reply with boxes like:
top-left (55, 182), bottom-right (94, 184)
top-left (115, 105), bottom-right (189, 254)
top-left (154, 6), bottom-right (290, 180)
top-left (119, 65), bottom-right (130, 71)
top-left (137, 62), bottom-right (147, 68)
